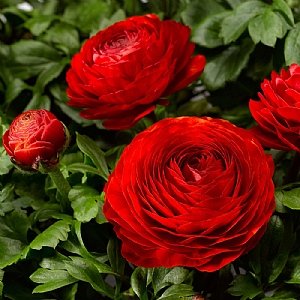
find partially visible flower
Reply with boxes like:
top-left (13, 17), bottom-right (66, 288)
top-left (103, 117), bottom-right (275, 272)
top-left (66, 14), bottom-right (206, 130)
top-left (2, 109), bottom-right (69, 172)
top-left (249, 63), bottom-right (300, 151)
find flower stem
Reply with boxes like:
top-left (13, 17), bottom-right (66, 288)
top-left (48, 166), bottom-right (72, 213)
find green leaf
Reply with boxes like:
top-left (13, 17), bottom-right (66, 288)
top-left (60, 221), bottom-right (113, 274)
top-left (5, 78), bottom-right (28, 104)
top-left (30, 220), bottom-right (71, 250)
top-left (30, 269), bottom-right (78, 293)
top-left (105, 145), bottom-right (126, 170)
top-left (181, 0), bottom-right (226, 28)
top-left (285, 22), bottom-right (300, 66)
top-left (225, 0), bottom-right (244, 8)
top-left (76, 133), bottom-right (109, 180)
top-left (66, 162), bottom-right (106, 178)
top-left (34, 60), bottom-right (68, 93)
top-left (0, 269), bottom-right (3, 296)
top-left (157, 284), bottom-right (195, 300)
top-left (107, 238), bottom-right (126, 275)
top-left (59, 283), bottom-right (78, 300)
top-left (268, 220), bottom-right (296, 283)
top-left (97, 8), bottom-right (126, 33)
top-left (64, 256), bottom-right (114, 298)
top-left (24, 93), bottom-right (51, 111)
top-left (248, 10), bottom-right (284, 47)
top-left (286, 261), bottom-right (300, 284)
top-left (23, 14), bottom-right (53, 36)
top-left (131, 267), bottom-right (149, 300)
top-left (69, 185), bottom-right (99, 223)
top-left (62, 0), bottom-right (111, 34)
top-left (152, 267), bottom-right (190, 296)
top-left (202, 38), bottom-right (255, 90)
top-left (220, 0), bottom-right (268, 44)
top-left (0, 209), bottom-right (30, 268)
top-left (228, 274), bottom-right (262, 300)
top-left (95, 199), bottom-right (107, 224)
top-left (274, 190), bottom-right (288, 213)
top-left (41, 22), bottom-right (80, 54)
top-left (282, 187), bottom-right (300, 210)
top-left (192, 11), bottom-right (230, 48)
top-left (10, 40), bottom-right (61, 65)
top-left (272, 0), bottom-right (294, 27)
top-left (40, 251), bottom-right (71, 270)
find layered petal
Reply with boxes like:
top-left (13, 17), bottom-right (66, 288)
top-left (103, 117), bottom-right (275, 272)
top-left (66, 14), bottom-right (206, 130)
top-left (249, 63), bottom-right (300, 152)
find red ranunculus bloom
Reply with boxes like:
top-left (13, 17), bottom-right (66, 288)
top-left (66, 14), bottom-right (206, 130)
top-left (249, 63), bottom-right (300, 151)
top-left (103, 117), bottom-right (275, 272)
top-left (3, 109), bottom-right (68, 171)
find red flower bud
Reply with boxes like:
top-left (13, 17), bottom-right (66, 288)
top-left (2, 109), bottom-right (69, 172)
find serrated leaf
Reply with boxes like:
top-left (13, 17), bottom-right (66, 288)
top-left (248, 10), bottom-right (284, 47)
top-left (30, 269), bottom-right (78, 293)
top-left (30, 220), bottom-right (70, 250)
top-left (69, 185), bottom-right (99, 223)
top-left (64, 256), bottom-right (114, 298)
top-left (202, 38), bottom-right (255, 90)
top-left (228, 274), bottom-right (262, 300)
top-left (282, 187), bottom-right (300, 210)
top-left (220, 0), bottom-right (268, 44)
top-left (76, 133), bottom-right (109, 180)
top-left (157, 284), bottom-right (195, 300)
top-left (192, 11), bottom-right (230, 48)
top-left (285, 22), bottom-right (300, 66)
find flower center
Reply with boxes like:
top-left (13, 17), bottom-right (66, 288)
top-left (101, 30), bottom-right (139, 55)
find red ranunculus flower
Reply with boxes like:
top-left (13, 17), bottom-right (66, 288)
top-left (103, 117), bottom-right (275, 272)
top-left (66, 14), bottom-right (206, 130)
top-left (249, 63), bottom-right (300, 151)
top-left (3, 109), bottom-right (68, 172)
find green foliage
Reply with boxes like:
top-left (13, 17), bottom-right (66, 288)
top-left (2, 0), bottom-right (300, 299)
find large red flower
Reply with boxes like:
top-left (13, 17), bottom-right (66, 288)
top-left (103, 117), bottom-right (275, 272)
top-left (66, 14), bottom-right (206, 130)
top-left (2, 109), bottom-right (68, 171)
top-left (249, 63), bottom-right (300, 151)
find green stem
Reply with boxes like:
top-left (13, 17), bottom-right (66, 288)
top-left (48, 166), bottom-right (72, 213)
